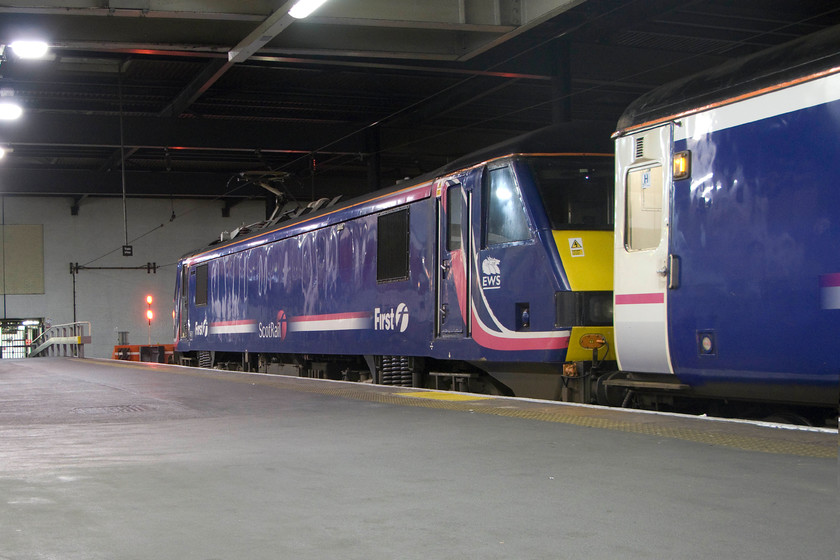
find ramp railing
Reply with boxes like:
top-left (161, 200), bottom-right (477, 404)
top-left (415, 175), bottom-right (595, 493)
top-left (28, 322), bottom-right (92, 358)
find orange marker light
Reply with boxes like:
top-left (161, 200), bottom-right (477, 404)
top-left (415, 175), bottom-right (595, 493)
top-left (673, 150), bottom-right (691, 180)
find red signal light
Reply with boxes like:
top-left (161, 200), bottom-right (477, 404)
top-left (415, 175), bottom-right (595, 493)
top-left (146, 295), bottom-right (153, 305)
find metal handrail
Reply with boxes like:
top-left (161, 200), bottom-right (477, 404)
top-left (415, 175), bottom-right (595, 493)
top-left (29, 321), bottom-right (91, 347)
top-left (29, 321), bottom-right (92, 358)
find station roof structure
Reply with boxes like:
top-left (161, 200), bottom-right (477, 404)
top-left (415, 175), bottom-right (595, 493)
top-left (0, 0), bottom-right (836, 206)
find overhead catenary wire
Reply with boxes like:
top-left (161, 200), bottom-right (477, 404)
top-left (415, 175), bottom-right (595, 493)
top-left (80, 169), bottom-right (297, 267)
top-left (82, 3), bottom-right (840, 267)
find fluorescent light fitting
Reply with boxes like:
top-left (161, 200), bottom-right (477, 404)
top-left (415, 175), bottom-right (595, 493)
top-left (289, 0), bottom-right (328, 19)
top-left (0, 147), bottom-right (5, 159)
top-left (0, 102), bottom-right (23, 120)
top-left (9, 40), bottom-right (49, 59)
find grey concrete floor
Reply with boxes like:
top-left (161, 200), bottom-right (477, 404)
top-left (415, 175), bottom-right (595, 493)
top-left (0, 358), bottom-right (836, 560)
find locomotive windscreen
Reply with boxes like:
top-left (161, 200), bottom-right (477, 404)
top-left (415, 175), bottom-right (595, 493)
top-left (526, 156), bottom-right (614, 231)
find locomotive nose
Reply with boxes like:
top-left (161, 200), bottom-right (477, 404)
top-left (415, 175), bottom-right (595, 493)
top-left (552, 229), bottom-right (615, 364)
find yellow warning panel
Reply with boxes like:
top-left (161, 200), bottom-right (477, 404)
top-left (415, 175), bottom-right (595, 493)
top-left (398, 391), bottom-right (493, 402)
top-left (553, 230), bottom-right (613, 291)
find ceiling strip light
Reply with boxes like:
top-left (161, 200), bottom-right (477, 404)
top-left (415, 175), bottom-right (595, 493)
top-left (0, 102), bottom-right (23, 120)
top-left (289, 0), bottom-right (328, 19)
top-left (9, 40), bottom-right (49, 59)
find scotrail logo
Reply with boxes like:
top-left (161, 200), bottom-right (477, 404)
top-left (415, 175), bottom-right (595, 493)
top-left (258, 310), bottom-right (287, 340)
top-left (374, 303), bottom-right (409, 332)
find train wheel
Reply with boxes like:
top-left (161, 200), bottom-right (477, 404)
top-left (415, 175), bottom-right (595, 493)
top-left (595, 371), bottom-right (630, 407)
top-left (761, 410), bottom-right (814, 426)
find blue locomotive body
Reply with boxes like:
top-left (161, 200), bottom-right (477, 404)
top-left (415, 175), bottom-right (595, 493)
top-left (613, 26), bottom-right (840, 407)
top-left (178, 182), bottom-right (439, 359)
top-left (174, 124), bottom-right (616, 391)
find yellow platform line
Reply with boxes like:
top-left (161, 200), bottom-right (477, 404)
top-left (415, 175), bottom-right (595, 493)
top-left (397, 391), bottom-right (493, 402)
top-left (83, 359), bottom-right (838, 459)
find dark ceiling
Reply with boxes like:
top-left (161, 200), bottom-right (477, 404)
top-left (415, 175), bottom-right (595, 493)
top-left (0, 0), bottom-right (837, 211)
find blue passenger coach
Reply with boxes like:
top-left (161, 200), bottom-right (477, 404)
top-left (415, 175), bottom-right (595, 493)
top-left (612, 25), bottom-right (840, 409)
top-left (174, 123), bottom-right (615, 397)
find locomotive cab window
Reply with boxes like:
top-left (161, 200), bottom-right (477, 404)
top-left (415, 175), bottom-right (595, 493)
top-left (194, 263), bottom-right (208, 306)
top-left (377, 208), bottom-right (410, 283)
top-left (527, 156), bottom-right (614, 230)
top-left (484, 166), bottom-right (531, 246)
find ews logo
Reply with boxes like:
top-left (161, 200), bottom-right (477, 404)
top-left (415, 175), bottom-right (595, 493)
top-left (481, 256), bottom-right (502, 290)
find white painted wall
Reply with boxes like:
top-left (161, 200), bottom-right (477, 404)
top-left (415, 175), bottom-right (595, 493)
top-left (0, 196), bottom-right (265, 358)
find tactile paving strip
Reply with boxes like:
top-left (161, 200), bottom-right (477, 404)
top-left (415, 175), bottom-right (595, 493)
top-left (90, 359), bottom-right (839, 459)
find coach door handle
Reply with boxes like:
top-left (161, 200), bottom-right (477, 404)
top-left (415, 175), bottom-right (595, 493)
top-left (441, 259), bottom-right (451, 279)
top-left (656, 255), bottom-right (680, 289)
top-left (668, 254), bottom-right (681, 289)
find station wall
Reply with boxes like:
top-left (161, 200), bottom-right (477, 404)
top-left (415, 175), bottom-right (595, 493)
top-left (0, 196), bottom-right (265, 359)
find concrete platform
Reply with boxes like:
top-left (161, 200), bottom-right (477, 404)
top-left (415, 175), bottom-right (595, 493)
top-left (0, 357), bottom-right (836, 559)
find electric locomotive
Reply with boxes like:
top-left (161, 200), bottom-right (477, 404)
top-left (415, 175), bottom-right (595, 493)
top-left (174, 122), bottom-right (616, 398)
top-left (610, 25), bottom-right (840, 418)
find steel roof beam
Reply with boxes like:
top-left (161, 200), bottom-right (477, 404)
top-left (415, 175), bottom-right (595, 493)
top-left (1, 113), bottom-right (364, 154)
top-left (0, 1), bottom-right (576, 28)
top-left (0, 167), bottom-right (372, 199)
top-left (159, 1), bottom-right (298, 117)
top-left (0, 1), bottom-right (273, 20)
top-left (0, 1), bottom-right (586, 61)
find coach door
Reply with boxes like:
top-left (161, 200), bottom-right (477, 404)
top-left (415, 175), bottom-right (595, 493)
top-left (436, 180), bottom-right (471, 337)
top-left (613, 124), bottom-right (674, 373)
top-left (178, 265), bottom-right (189, 340)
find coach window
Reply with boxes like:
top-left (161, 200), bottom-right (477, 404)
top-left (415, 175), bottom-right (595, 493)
top-left (625, 165), bottom-right (663, 250)
top-left (194, 263), bottom-right (208, 306)
top-left (377, 208), bottom-right (410, 283)
top-left (485, 166), bottom-right (531, 246)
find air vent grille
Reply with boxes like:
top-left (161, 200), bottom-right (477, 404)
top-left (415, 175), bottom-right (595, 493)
top-left (635, 137), bottom-right (645, 159)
